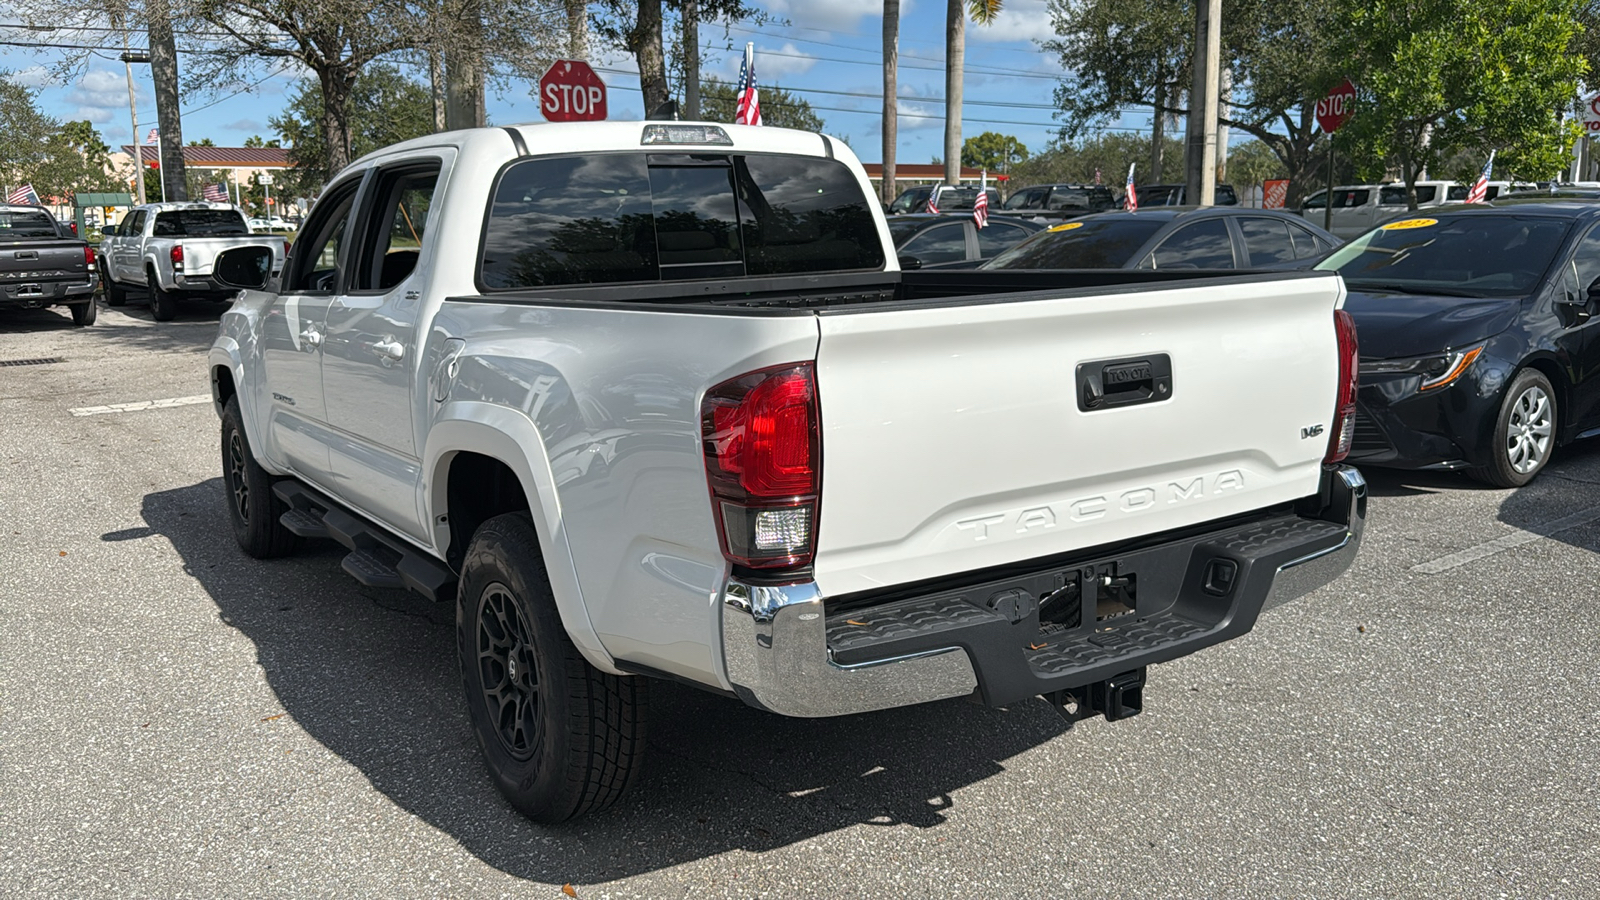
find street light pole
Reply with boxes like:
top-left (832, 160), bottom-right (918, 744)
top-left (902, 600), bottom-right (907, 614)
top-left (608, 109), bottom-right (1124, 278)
top-left (117, 19), bottom-right (147, 206)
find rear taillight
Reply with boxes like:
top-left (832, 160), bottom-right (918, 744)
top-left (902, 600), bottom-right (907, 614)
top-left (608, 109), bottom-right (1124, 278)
top-left (701, 363), bottom-right (821, 570)
top-left (170, 244), bottom-right (184, 270)
top-left (1325, 309), bottom-right (1359, 465)
top-left (83, 245), bottom-right (95, 267)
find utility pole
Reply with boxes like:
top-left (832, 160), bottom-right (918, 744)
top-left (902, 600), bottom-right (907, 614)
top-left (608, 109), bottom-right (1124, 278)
top-left (147, 0), bottom-right (187, 200)
top-left (683, 0), bottom-right (700, 119)
top-left (943, 0), bottom-right (963, 186)
top-left (445, 0), bottom-right (487, 130)
top-left (118, 19), bottom-right (147, 206)
top-left (882, 0), bottom-right (899, 205)
top-left (1184, 0), bottom-right (1221, 207)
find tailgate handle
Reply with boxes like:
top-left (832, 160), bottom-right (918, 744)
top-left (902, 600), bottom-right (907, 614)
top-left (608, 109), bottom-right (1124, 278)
top-left (14, 250), bottom-right (37, 260)
top-left (1077, 354), bottom-right (1172, 411)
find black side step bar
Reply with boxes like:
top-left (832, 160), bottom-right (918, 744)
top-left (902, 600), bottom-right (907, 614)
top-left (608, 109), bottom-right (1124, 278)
top-left (272, 481), bottom-right (457, 603)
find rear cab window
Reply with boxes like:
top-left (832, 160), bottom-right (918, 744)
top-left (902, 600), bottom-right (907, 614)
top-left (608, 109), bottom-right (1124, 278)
top-left (152, 209), bottom-right (250, 236)
top-left (479, 152), bottom-right (885, 290)
top-left (0, 210), bottom-right (61, 239)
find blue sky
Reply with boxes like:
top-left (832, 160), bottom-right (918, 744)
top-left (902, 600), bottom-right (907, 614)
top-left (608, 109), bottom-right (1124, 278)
top-left (1, 0), bottom-right (1101, 164)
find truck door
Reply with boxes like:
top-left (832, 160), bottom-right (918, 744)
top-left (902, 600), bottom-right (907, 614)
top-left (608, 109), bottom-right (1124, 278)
top-left (320, 156), bottom-right (445, 541)
top-left (259, 172), bottom-right (366, 482)
top-left (113, 210), bottom-right (146, 282)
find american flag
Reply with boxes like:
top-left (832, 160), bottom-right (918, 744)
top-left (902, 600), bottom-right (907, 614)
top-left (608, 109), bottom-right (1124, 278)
top-left (926, 184), bottom-right (941, 214)
top-left (973, 184), bottom-right (989, 229)
top-left (1464, 150), bottom-right (1496, 204)
top-left (146, 127), bottom-right (160, 145)
top-left (202, 182), bottom-right (228, 202)
top-left (7, 184), bottom-right (39, 204)
top-left (735, 42), bottom-right (762, 126)
top-left (1124, 164), bottom-right (1138, 211)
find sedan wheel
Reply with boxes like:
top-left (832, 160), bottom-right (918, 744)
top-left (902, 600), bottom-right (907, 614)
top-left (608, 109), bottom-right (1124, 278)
top-left (1472, 369), bottom-right (1557, 488)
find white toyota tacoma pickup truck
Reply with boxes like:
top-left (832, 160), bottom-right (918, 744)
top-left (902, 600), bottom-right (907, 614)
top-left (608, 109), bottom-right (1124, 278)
top-left (207, 121), bottom-right (1366, 822)
top-left (100, 202), bottom-right (286, 320)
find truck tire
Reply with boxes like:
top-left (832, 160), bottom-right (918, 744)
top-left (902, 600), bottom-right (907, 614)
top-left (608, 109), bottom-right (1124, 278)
top-left (1471, 368), bottom-right (1557, 488)
top-left (101, 264), bottom-right (128, 307)
top-left (69, 300), bottom-right (96, 326)
top-left (148, 268), bottom-right (178, 321)
top-left (220, 397), bottom-right (300, 558)
top-left (457, 513), bottom-right (647, 823)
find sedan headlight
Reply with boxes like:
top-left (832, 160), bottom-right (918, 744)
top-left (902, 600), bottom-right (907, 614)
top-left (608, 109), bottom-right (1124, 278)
top-left (1359, 344), bottom-right (1485, 391)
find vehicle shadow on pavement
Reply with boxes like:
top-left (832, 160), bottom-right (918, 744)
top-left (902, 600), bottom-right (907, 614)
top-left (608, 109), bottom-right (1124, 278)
top-left (1495, 439), bottom-right (1600, 551)
top-left (1361, 467), bottom-right (1486, 497)
top-left (135, 479), bottom-right (1072, 883)
top-left (1, 301), bottom-right (223, 350)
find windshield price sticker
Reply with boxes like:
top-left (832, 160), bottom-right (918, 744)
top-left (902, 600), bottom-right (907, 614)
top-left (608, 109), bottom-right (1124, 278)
top-left (1382, 218), bottom-right (1438, 231)
top-left (1048, 222), bottom-right (1085, 232)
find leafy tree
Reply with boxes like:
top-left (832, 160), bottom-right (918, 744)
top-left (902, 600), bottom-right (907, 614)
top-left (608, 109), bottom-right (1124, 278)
top-left (1225, 139), bottom-right (1288, 188)
top-left (269, 64), bottom-right (433, 198)
top-left (961, 132), bottom-right (1029, 172)
top-left (698, 81), bottom-right (824, 131)
top-left (0, 77), bottom-right (117, 200)
top-left (187, 138), bottom-right (217, 147)
top-left (592, 0), bottom-right (769, 116)
top-left (1047, 0), bottom-right (1341, 206)
top-left (1009, 132), bottom-right (1185, 186)
top-left (244, 135), bottom-right (283, 149)
top-left (1331, 0), bottom-right (1586, 207)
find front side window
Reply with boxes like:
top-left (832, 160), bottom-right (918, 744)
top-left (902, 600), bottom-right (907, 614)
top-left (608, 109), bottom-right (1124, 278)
top-left (480, 152), bottom-right (882, 289)
top-left (975, 221), bottom-right (1033, 258)
top-left (285, 179), bottom-right (362, 294)
top-left (1379, 185), bottom-right (1437, 206)
top-left (985, 219), bottom-right (1164, 269)
top-left (1003, 188), bottom-right (1046, 210)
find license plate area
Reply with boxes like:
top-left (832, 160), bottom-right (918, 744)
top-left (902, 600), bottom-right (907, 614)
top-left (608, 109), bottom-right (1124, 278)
top-left (16, 283), bottom-right (42, 297)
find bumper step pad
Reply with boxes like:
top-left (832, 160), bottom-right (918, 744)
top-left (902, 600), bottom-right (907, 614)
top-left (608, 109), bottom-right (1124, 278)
top-left (272, 481), bottom-right (457, 602)
top-left (822, 511), bottom-right (1354, 707)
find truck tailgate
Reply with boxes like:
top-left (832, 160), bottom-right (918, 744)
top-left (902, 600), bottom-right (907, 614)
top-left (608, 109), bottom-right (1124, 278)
top-left (0, 241), bottom-right (88, 284)
top-left (810, 272), bottom-right (1346, 597)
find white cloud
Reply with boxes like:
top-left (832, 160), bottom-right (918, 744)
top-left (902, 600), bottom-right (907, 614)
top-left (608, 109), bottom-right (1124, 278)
top-left (970, 0), bottom-right (1056, 44)
top-left (758, 43), bottom-right (817, 80)
top-left (895, 98), bottom-right (943, 131)
top-left (67, 69), bottom-right (135, 112)
top-left (762, 0), bottom-right (894, 32)
top-left (12, 66), bottom-right (54, 88)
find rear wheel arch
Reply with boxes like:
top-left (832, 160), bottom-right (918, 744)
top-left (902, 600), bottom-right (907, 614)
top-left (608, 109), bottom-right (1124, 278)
top-left (425, 412), bottom-right (617, 674)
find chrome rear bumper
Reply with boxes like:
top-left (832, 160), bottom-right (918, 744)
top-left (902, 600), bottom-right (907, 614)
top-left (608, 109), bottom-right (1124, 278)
top-left (720, 466), bottom-right (1366, 718)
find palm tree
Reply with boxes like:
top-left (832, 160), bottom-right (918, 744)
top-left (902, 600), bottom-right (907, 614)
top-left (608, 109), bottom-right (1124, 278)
top-left (883, 0), bottom-right (899, 205)
top-left (945, 0), bottom-right (1003, 185)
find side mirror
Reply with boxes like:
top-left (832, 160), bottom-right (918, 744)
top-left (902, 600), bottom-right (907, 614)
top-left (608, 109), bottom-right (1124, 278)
top-left (214, 245), bottom-right (274, 291)
top-left (1587, 276), bottom-right (1600, 304)
top-left (103, 224), bottom-right (117, 236)
top-left (898, 254), bottom-right (923, 271)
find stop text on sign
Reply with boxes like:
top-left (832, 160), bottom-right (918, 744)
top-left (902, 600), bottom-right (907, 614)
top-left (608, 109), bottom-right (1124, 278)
top-left (1316, 79), bottom-right (1356, 134)
top-left (539, 59), bottom-right (608, 122)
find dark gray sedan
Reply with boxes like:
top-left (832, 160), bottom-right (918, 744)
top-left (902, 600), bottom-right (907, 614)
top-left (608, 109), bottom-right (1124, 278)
top-left (887, 214), bottom-right (1045, 268)
top-left (981, 207), bottom-right (1340, 271)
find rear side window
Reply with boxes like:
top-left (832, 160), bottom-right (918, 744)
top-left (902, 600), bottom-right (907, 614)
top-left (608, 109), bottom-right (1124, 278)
top-left (1379, 185), bottom-right (1436, 206)
top-left (480, 152), bottom-right (883, 289)
top-left (1148, 219), bottom-right (1234, 269)
top-left (1239, 217), bottom-right (1295, 265)
top-left (0, 210), bottom-right (60, 238)
top-left (152, 209), bottom-right (249, 236)
top-left (975, 221), bottom-right (1033, 258)
top-left (899, 222), bottom-right (968, 263)
top-left (1214, 186), bottom-right (1238, 205)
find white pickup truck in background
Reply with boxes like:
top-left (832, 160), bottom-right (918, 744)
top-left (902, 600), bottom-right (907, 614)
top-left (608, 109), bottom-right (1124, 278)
top-left (100, 202), bottom-right (286, 320)
top-left (207, 121), bottom-right (1366, 822)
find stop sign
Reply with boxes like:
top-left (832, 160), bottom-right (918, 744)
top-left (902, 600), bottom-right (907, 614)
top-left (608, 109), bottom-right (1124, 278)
top-left (540, 59), bottom-right (608, 122)
top-left (1315, 79), bottom-right (1356, 134)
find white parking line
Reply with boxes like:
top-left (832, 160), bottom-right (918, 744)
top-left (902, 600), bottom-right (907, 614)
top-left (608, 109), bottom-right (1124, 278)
top-left (69, 394), bottom-right (212, 417)
top-left (1411, 505), bottom-right (1600, 574)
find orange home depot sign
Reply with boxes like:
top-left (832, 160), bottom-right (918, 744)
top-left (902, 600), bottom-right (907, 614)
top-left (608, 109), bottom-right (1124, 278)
top-left (1264, 180), bottom-right (1289, 209)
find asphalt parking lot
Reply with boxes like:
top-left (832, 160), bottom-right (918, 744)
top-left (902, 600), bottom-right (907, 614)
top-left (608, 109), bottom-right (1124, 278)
top-left (2, 299), bottom-right (1597, 899)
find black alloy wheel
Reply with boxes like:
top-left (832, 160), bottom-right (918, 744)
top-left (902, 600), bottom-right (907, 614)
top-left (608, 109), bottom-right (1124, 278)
top-left (220, 397), bottom-right (299, 558)
top-left (456, 512), bottom-right (647, 823)
top-left (101, 264), bottom-right (128, 306)
top-left (476, 581), bottom-right (544, 760)
top-left (148, 268), bottom-right (178, 321)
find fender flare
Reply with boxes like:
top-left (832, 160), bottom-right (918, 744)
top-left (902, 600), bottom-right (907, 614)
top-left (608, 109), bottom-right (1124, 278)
top-left (424, 402), bottom-right (618, 675)
top-left (207, 340), bottom-right (289, 478)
